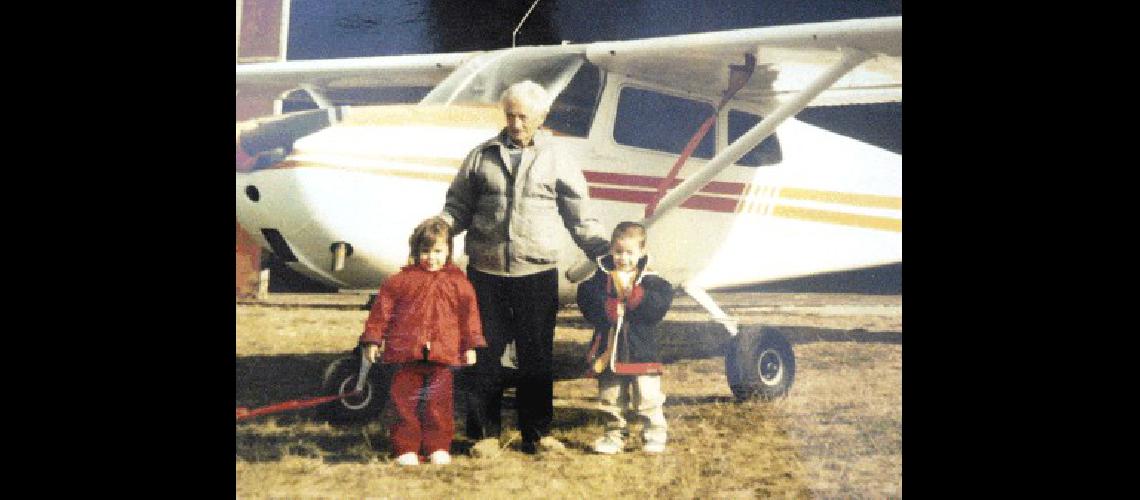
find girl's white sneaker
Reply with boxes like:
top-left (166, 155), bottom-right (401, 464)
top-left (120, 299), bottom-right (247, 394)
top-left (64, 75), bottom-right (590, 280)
top-left (429, 450), bottom-right (452, 465)
top-left (395, 452), bottom-right (419, 465)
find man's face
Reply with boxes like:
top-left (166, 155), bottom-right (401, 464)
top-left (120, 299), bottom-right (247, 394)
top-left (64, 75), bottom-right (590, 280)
top-left (418, 238), bottom-right (449, 272)
top-left (610, 237), bottom-right (644, 273)
top-left (503, 98), bottom-right (545, 146)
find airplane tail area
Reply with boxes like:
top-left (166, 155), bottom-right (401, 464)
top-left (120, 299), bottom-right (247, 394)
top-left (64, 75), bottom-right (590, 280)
top-left (236, 107), bottom-right (345, 171)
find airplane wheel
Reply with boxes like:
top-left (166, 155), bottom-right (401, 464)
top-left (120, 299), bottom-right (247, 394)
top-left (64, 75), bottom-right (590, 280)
top-left (318, 352), bottom-right (388, 424)
top-left (725, 326), bottom-right (795, 401)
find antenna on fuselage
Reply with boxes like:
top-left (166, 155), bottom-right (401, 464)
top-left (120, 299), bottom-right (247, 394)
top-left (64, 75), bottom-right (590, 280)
top-left (512, 0), bottom-right (542, 48)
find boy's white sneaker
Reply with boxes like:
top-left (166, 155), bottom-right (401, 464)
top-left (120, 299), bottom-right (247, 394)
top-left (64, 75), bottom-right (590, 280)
top-left (395, 452), bottom-right (419, 465)
top-left (429, 450), bottom-right (452, 465)
top-left (593, 435), bottom-right (623, 455)
top-left (643, 439), bottom-right (666, 454)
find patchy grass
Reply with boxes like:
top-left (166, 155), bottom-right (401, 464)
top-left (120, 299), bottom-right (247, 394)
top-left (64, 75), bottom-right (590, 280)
top-left (236, 292), bottom-right (901, 498)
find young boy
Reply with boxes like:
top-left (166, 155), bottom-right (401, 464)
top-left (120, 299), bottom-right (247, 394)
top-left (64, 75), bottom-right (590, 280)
top-left (576, 221), bottom-right (674, 454)
top-left (359, 216), bottom-right (486, 465)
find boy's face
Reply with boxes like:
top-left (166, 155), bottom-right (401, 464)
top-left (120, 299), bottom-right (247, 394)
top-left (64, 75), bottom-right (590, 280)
top-left (418, 238), bottom-right (449, 272)
top-left (610, 236), bottom-right (644, 272)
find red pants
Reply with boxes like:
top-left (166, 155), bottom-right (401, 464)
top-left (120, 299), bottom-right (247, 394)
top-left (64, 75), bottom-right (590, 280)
top-left (389, 362), bottom-right (454, 456)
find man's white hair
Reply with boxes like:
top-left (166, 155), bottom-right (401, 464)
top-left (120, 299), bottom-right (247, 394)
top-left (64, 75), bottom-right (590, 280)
top-left (500, 80), bottom-right (551, 115)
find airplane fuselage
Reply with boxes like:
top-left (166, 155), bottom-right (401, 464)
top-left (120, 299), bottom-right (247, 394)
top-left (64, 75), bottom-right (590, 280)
top-left (236, 100), bottom-right (900, 303)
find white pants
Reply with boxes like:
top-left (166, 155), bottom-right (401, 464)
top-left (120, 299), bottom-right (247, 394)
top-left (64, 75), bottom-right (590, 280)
top-left (597, 374), bottom-right (667, 444)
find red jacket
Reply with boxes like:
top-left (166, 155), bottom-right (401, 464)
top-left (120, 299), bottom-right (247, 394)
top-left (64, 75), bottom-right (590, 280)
top-left (359, 262), bottom-right (486, 366)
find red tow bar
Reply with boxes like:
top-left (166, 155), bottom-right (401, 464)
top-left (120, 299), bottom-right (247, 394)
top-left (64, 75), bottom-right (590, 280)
top-left (236, 390), bottom-right (362, 422)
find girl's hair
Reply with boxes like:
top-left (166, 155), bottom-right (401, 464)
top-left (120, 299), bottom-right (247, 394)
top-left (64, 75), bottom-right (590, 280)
top-left (407, 216), bottom-right (453, 264)
top-left (611, 221), bottom-right (647, 248)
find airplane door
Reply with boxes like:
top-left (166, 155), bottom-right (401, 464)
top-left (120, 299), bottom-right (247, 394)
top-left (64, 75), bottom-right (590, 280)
top-left (583, 76), bottom-right (738, 286)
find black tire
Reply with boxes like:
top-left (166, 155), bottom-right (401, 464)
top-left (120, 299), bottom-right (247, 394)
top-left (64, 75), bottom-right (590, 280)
top-left (725, 326), bottom-right (795, 401)
top-left (318, 350), bottom-right (389, 424)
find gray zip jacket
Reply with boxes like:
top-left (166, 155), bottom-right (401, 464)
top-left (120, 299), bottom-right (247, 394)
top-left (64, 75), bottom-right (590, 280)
top-left (441, 128), bottom-right (610, 277)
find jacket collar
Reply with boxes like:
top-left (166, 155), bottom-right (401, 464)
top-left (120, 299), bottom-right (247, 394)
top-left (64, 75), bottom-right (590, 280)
top-left (400, 261), bottom-right (463, 275)
top-left (490, 128), bottom-right (551, 149)
top-left (594, 253), bottom-right (654, 282)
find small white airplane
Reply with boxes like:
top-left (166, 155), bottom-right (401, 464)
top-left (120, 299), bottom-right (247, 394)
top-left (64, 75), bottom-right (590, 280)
top-left (235, 16), bottom-right (900, 416)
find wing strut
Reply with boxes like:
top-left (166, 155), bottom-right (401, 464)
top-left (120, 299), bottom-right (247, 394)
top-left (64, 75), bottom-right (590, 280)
top-left (644, 53), bottom-right (756, 218)
top-left (300, 84), bottom-right (333, 109)
top-left (566, 47), bottom-right (873, 284)
top-left (643, 47), bottom-right (872, 228)
top-left (683, 285), bottom-right (739, 336)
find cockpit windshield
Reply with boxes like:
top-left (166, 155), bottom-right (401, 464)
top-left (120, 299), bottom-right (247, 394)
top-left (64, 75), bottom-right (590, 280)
top-left (420, 47), bottom-right (586, 108)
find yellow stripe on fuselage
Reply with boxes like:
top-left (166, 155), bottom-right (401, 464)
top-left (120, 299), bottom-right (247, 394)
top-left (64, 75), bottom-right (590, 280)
top-left (778, 187), bottom-right (902, 210)
top-left (285, 153), bottom-right (464, 169)
top-left (771, 205), bottom-right (901, 232)
top-left (271, 160), bottom-right (460, 184)
top-left (340, 104), bottom-right (506, 128)
top-left (267, 159), bottom-right (900, 232)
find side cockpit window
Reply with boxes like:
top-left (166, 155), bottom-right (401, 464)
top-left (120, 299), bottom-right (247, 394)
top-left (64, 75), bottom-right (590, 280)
top-left (613, 87), bottom-right (715, 158)
top-left (728, 109), bottom-right (783, 166)
top-left (544, 62), bottom-right (601, 138)
top-left (279, 89), bottom-right (319, 113)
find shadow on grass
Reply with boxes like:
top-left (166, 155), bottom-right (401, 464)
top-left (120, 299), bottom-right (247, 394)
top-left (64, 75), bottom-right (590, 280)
top-left (777, 326), bottom-right (901, 345)
top-left (235, 322), bottom-right (897, 424)
top-left (235, 322), bottom-right (895, 402)
top-left (235, 352), bottom-right (347, 418)
top-left (654, 320), bottom-right (902, 364)
top-left (665, 395), bottom-right (738, 407)
top-left (236, 320), bottom-right (897, 462)
top-left (235, 423), bottom-right (392, 463)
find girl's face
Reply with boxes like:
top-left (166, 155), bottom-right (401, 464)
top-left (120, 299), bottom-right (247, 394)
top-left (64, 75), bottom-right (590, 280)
top-left (418, 238), bottom-right (449, 271)
top-left (610, 237), bottom-right (644, 272)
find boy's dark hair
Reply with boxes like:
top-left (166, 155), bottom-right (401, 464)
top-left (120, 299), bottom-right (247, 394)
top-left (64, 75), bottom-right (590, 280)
top-left (611, 221), bottom-right (647, 248)
top-left (408, 216), bottom-right (453, 263)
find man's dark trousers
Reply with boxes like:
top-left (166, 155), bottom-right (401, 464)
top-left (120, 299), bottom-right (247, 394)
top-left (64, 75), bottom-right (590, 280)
top-left (462, 267), bottom-right (559, 444)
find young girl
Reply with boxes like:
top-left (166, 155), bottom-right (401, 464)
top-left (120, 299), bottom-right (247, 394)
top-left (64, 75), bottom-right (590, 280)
top-left (359, 216), bottom-right (486, 465)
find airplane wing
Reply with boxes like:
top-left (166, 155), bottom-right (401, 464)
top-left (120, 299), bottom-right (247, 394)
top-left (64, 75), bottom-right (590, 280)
top-left (585, 16), bottom-right (901, 107)
top-left (235, 17), bottom-right (899, 108)
top-left (236, 52), bottom-right (477, 98)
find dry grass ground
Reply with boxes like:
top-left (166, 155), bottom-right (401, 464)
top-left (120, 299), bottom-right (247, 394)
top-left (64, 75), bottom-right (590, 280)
top-left (236, 292), bottom-right (901, 498)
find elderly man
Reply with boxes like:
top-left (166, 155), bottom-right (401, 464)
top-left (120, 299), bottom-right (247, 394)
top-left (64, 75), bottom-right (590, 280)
top-left (440, 80), bottom-right (610, 456)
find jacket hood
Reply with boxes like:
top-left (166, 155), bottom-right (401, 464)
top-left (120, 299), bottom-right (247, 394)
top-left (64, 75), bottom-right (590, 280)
top-left (401, 261), bottom-right (464, 274)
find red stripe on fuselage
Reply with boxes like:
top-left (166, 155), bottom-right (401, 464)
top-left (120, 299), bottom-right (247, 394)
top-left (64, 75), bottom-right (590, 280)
top-left (582, 171), bottom-right (745, 196)
top-left (588, 187), bottom-right (740, 213)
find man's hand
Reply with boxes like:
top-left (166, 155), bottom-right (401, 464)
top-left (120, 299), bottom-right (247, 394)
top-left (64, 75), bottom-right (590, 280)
top-left (464, 349), bottom-right (477, 365)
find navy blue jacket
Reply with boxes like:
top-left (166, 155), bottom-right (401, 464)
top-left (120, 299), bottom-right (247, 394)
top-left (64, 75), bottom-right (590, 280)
top-left (577, 254), bottom-right (673, 375)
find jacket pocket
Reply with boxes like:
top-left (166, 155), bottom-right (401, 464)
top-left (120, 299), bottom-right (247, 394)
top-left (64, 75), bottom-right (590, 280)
top-left (471, 197), bottom-right (508, 240)
top-left (514, 200), bottom-right (560, 264)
